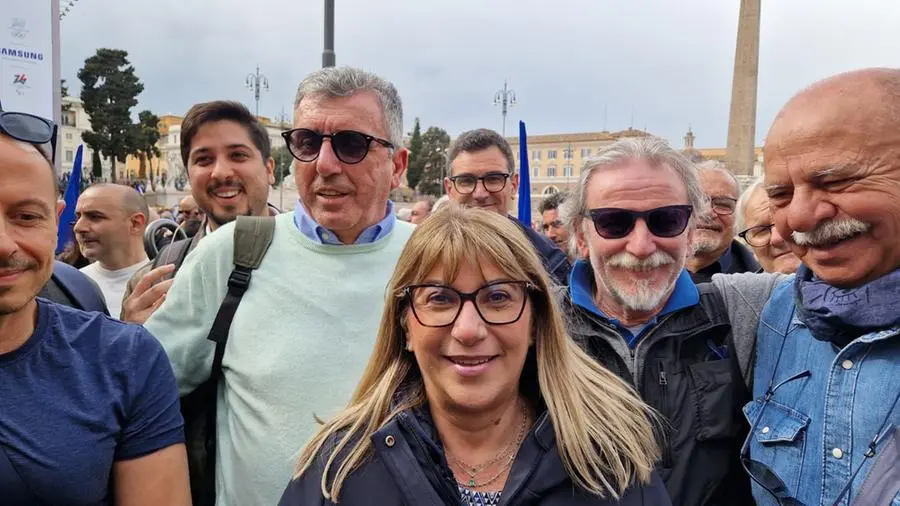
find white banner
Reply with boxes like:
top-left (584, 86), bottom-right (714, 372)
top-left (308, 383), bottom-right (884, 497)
top-left (0, 0), bottom-right (53, 119)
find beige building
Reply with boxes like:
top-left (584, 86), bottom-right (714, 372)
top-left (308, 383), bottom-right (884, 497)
top-left (682, 127), bottom-right (763, 187)
top-left (59, 96), bottom-right (109, 176)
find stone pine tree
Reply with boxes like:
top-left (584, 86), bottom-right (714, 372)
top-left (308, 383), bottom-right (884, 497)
top-left (272, 146), bottom-right (293, 187)
top-left (406, 118), bottom-right (424, 191)
top-left (135, 110), bottom-right (161, 189)
top-left (77, 48), bottom-right (144, 183)
top-left (415, 126), bottom-right (450, 196)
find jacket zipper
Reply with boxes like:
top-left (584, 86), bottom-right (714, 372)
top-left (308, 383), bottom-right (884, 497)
top-left (657, 360), bottom-right (673, 468)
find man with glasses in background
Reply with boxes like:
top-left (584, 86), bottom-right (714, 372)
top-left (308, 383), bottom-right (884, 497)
top-left (558, 137), bottom-right (775, 505)
top-left (443, 128), bottom-right (571, 285)
top-left (143, 67), bottom-right (414, 506)
top-left (0, 108), bottom-right (189, 503)
top-left (734, 178), bottom-right (800, 274)
top-left (686, 161), bottom-right (759, 283)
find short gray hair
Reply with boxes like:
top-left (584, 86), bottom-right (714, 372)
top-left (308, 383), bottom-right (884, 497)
top-left (695, 160), bottom-right (741, 196)
top-left (735, 176), bottom-right (765, 233)
top-left (447, 128), bottom-right (517, 175)
top-left (560, 137), bottom-right (708, 235)
top-left (293, 67), bottom-right (404, 147)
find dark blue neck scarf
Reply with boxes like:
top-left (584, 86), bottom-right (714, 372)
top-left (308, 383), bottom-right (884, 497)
top-left (794, 264), bottom-right (900, 348)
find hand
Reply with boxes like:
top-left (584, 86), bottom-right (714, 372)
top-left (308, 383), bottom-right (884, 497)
top-left (121, 264), bottom-right (176, 324)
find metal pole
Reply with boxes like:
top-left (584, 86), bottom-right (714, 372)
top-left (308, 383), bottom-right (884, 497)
top-left (52, 0), bottom-right (62, 173)
top-left (246, 65), bottom-right (268, 118)
top-left (493, 80), bottom-right (516, 138)
top-left (323, 0), bottom-right (336, 68)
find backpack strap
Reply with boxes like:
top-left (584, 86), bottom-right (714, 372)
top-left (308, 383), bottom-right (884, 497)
top-left (50, 261), bottom-right (110, 315)
top-left (201, 216), bottom-right (276, 477)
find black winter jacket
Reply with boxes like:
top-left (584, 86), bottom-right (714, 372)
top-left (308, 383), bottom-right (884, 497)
top-left (278, 406), bottom-right (671, 506)
top-left (513, 218), bottom-right (572, 287)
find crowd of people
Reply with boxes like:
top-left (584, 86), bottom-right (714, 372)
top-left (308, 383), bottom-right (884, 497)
top-left (0, 65), bottom-right (898, 506)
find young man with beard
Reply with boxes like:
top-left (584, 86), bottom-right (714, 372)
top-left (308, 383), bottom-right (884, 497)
top-left (121, 101), bottom-right (277, 323)
top-left (559, 137), bottom-right (779, 506)
top-left (686, 161), bottom-right (759, 282)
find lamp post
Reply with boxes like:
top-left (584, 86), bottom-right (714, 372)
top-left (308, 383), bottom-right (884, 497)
top-left (493, 80), bottom-right (516, 137)
top-left (246, 65), bottom-right (269, 118)
top-left (59, 0), bottom-right (80, 19)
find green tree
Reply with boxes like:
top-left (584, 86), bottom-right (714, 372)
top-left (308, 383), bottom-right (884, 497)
top-left (272, 146), bottom-right (293, 187)
top-left (406, 118), bottom-right (424, 190)
top-left (77, 48), bottom-right (144, 183)
top-left (416, 126), bottom-right (450, 196)
top-left (135, 110), bottom-right (161, 189)
top-left (91, 149), bottom-right (103, 180)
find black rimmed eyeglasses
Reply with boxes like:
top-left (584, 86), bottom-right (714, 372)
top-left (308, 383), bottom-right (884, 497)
top-left (0, 108), bottom-right (57, 164)
top-left (706, 195), bottom-right (738, 216)
top-left (739, 224), bottom-right (775, 247)
top-left (281, 128), bottom-right (394, 165)
top-left (448, 173), bottom-right (511, 195)
top-left (403, 280), bottom-right (536, 327)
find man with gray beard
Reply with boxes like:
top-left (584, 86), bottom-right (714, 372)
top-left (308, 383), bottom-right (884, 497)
top-left (559, 137), bottom-right (765, 506)
top-left (712, 68), bottom-right (900, 505)
top-left (687, 161), bottom-right (759, 282)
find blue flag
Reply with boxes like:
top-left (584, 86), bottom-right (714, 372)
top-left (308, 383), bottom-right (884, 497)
top-left (56, 144), bottom-right (84, 254)
top-left (517, 121), bottom-right (531, 227)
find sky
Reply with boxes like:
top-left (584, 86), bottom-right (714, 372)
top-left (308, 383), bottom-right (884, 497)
top-left (59, 0), bottom-right (900, 148)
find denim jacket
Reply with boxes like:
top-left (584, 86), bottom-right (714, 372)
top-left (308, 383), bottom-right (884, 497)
top-left (744, 278), bottom-right (900, 505)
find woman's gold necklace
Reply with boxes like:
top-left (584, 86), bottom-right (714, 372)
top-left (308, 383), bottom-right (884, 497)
top-left (447, 401), bottom-right (528, 488)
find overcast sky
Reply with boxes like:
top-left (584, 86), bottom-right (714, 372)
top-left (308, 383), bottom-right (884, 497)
top-left (60, 0), bottom-right (900, 148)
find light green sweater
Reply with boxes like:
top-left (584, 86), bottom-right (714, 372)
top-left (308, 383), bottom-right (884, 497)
top-left (145, 212), bottom-right (415, 506)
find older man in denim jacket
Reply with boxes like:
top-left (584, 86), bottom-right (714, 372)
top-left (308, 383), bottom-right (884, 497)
top-left (713, 68), bottom-right (900, 505)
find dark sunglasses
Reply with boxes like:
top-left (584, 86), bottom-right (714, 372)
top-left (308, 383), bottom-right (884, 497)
top-left (585, 205), bottom-right (693, 239)
top-left (0, 109), bottom-right (57, 164)
top-left (281, 128), bottom-right (394, 165)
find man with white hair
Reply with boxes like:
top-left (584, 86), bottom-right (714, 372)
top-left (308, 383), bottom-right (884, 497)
top-left (559, 137), bottom-right (771, 505)
top-left (732, 68), bottom-right (900, 505)
top-left (145, 67), bottom-right (415, 505)
top-left (734, 177), bottom-right (799, 274)
top-left (687, 161), bottom-right (759, 282)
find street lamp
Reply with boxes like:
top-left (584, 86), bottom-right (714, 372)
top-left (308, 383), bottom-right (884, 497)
top-left (59, 0), bottom-right (80, 19)
top-left (493, 80), bottom-right (516, 137)
top-left (246, 65), bottom-right (269, 118)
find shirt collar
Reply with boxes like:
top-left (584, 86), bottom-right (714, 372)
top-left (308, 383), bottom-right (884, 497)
top-left (292, 200), bottom-right (396, 245)
top-left (568, 258), bottom-right (700, 327)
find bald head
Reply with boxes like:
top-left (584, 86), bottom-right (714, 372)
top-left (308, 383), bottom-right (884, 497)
top-left (763, 67), bottom-right (900, 287)
top-left (766, 68), bottom-right (900, 158)
top-left (74, 184), bottom-right (149, 269)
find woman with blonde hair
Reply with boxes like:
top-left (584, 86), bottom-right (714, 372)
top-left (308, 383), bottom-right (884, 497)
top-left (278, 204), bottom-right (669, 505)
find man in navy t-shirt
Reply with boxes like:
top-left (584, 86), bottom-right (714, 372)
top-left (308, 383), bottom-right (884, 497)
top-left (0, 111), bottom-right (190, 505)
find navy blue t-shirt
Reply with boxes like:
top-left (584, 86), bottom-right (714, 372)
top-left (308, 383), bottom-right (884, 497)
top-left (0, 299), bottom-right (184, 505)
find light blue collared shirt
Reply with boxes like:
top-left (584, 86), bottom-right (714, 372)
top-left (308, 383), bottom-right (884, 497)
top-left (568, 259), bottom-right (700, 348)
top-left (292, 200), bottom-right (396, 245)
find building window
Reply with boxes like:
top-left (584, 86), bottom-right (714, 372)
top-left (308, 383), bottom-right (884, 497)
top-left (581, 148), bottom-right (591, 158)
top-left (532, 150), bottom-right (541, 160)
top-left (563, 165), bottom-right (573, 177)
top-left (61, 112), bottom-right (75, 127)
top-left (563, 148), bottom-right (573, 160)
top-left (543, 186), bottom-right (559, 195)
top-left (548, 150), bottom-right (557, 160)
top-left (532, 165), bottom-right (539, 177)
top-left (65, 132), bottom-right (73, 140)
top-left (65, 150), bottom-right (73, 162)
top-left (547, 166), bottom-right (557, 177)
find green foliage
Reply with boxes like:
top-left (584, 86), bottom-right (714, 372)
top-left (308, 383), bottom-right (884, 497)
top-left (415, 126), bottom-right (450, 196)
top-left (77, 48), bottom-right (144, 183)
top-left (272, 146), bottom-right (293, 187)
top-left (406, 118), bottom-right (424, 190)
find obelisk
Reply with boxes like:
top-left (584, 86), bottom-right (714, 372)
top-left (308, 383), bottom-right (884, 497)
top-left (725, 0), bottom-right (761, 177)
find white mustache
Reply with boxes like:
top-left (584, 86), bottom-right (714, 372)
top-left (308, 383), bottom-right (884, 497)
top-left (791, 218), bottom-right (870, 247)
top-left (607, 251), bottom-right (676, 272)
